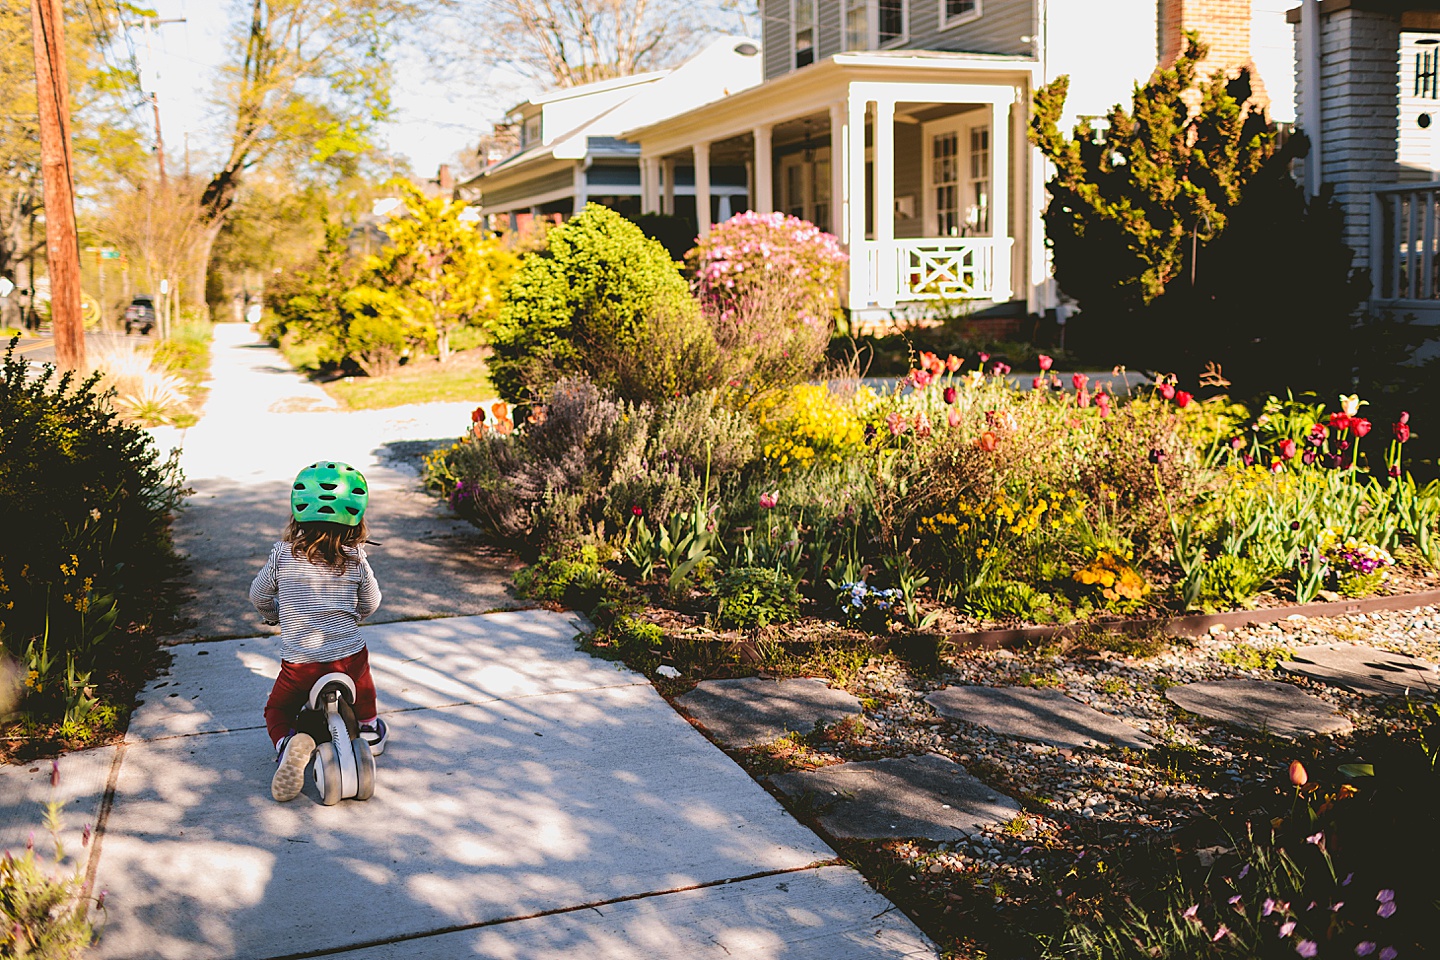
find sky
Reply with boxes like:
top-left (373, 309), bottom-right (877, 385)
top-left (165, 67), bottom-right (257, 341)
top-left (136, 0), bottom-right (542, 179)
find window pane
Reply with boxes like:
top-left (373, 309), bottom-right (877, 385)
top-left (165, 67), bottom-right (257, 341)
top-left (795, 0), bottom-right (814, 28)
top-left (814, 160), bottom-right (831, 203)
top-left (945, 0), bottom-right (975, 21)
top-left (796, 28), bottom-right (814, 67)
top-left (878, 0), bottom-right (903, 42)
top-left (845, 4), bottom-right (867, 49)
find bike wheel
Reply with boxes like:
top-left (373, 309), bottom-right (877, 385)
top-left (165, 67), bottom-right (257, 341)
top-left (316, 743), bottom-right (343, 806)
top-left (352, 738), bottom-right (375, 801)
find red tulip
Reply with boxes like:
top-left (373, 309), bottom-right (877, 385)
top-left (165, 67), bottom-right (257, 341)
top-left (1159, 383), bottom-right (1176, 400)
top-left (1071, 372), bottom-right (1088, 390)
top-left (1175, 390), bottom-right (1192, 408)
top-left (978, 431), bottom-right (998, 452)
top-left (946, 354), bottom-right (963, 372)
top-left (1352, 418), bottom-right (1372, 438)
top-left (1329, 412), bottom-right (1352, 432)
top-left (632, 505), bottom-right (644, 517)
top-left (1395, 422), bottom-right (1411, 443)
top-left (1032, 376), bottom-right (1044, 390)
top-left (1279, 438), bottom-right (1297, 460)
top-left (943, 386), bottom-right (957, 405)
top-left (1076, 388), bottom-right (1091, 408)
top-left (1038, 354), bottom-right (1053, 371)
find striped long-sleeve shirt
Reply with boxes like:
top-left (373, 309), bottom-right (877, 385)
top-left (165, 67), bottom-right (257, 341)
top-left (249, 541), bottom-right (381, 663)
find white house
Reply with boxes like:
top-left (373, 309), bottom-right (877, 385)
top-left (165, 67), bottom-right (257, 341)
top-left (468, 1), bottom-right (1296, 324)
top-left (1289, 0), bottom-right (1440, 331)
top-left (462, 38), bottom-right (765, 228)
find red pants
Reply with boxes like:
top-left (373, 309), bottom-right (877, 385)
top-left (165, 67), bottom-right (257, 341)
top-left (264, 648), bottom-right (378, 746)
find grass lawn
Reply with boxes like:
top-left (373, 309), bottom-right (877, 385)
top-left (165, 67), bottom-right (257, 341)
top-left (322, 349), bottom-right (497, 410)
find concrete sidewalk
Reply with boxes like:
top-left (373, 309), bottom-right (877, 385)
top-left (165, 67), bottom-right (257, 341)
top-left (1, 611), bottom-right (937, 958)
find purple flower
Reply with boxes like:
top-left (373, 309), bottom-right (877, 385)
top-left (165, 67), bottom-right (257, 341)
top-left (1356, 944), bottom-right (1377, 957)
top-left (1182, 904), bottom-right (1200, 922)
top-left (1377, 901), bottom-right (1396, 919)
top-left (1280, 921), bottom-right (1297, 938)
top-left (1379, 948), bottom-right (1398, 960)
top-left (1376, 890), bottom-right (1394, 903)
top-left (1306, 831), bottom-right (1325, 846)
top-left (1343, 873), bottom-right (1354, 886)
top-left (50, 760), bottom-right (59, 788)
top-left (1263, 898), bottom-right (1279, 917)
top-left (1296, 941), bottom-right (1319, 958)
top-left (1238, 864), bottom-right (1250, 879)
top-left (1213, 925), bottom-right (1230, 942)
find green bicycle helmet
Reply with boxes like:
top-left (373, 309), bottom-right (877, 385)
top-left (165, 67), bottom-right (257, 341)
top-left (291, 461), bottom-right (368, 526)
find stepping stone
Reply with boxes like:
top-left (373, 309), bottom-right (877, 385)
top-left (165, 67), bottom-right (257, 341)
top-left (676, 677), bottom-right (863, 747)
top-left (1281, 643), bottom-right (1440, 698)
top-left (768, 753), bottom-right (1020, 841)
top-left (1165, 679), bottom-right (1353, 739)
top-left (924, 686), bottom-right (1156, 751)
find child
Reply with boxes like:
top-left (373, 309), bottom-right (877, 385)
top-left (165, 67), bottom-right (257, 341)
top-left (250, 460), bottom-right (389, 802)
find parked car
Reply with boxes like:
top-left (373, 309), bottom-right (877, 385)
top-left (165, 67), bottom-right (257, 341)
top-left (123, 295), bottom-right (156, 335)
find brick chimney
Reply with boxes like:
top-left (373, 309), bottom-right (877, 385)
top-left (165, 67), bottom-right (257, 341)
top-left (437, 163), bottom-right (454, 194)
top-left (1157, 0), bottom-right (1270, 113)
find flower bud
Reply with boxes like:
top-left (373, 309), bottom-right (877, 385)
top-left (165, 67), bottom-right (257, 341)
top-left (1288, 760), bottom-right (1308, 787)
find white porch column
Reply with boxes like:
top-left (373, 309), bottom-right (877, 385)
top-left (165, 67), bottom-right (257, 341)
top-left (572, 162), bottom-right (588, 215)
top-left (829, 101), bottom-right (846, 236)
top-left (641, 157), bottom-right (661, 214)
top-left (990, 96), bottom-right (1013, 302)
top-left (846, 95), bottom-right (868, 310)
top-left (873, 97), bottom-right (896, 308)
top-left (662, 157), bottom-right (676, 215)
top-left (753, 124), bottom-right (774, 213)
top-left (694, 140), bottom-right (712, 236)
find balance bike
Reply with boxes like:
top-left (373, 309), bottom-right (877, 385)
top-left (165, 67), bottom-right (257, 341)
top-left (302, 672), bottom-right (376, 805)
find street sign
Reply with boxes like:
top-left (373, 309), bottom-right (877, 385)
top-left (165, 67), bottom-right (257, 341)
top-left (100, 250), bottom-right (120, 260)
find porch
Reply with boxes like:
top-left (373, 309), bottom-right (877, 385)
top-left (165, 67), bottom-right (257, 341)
top-left (622, 53), bottom-right (1039, 316)
top-left (1373, 181), bottom-right (1440, 331)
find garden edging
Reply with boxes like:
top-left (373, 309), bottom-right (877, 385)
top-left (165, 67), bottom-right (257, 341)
top-left (934, 588), bottom-right (1440, 651)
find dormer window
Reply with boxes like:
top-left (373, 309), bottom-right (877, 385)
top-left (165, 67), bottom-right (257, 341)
top-left (793, 0), bottom-right (817, 69)
top-left (845, 0), bottom-right (907, 50)
top-left (940, 0), bottom-right (979, 29)
top-left (522, 115), bottom-right (541, 147)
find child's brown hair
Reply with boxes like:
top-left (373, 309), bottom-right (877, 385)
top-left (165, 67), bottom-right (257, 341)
top-left (283, 519), bottom-right (369, 571)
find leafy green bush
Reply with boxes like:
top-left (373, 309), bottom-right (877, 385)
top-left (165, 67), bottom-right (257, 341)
top-left (714, 567), bottom-right (800, 629)
top-left (489, 204), bottom-right (715, 403)
top-left (513, 542), bottom-right (626, 615)
top-left (0, 340), bottom-right (185, 723)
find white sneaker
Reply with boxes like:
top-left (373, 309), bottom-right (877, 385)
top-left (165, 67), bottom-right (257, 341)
top-left (271, 732), bottom-right (316, 801)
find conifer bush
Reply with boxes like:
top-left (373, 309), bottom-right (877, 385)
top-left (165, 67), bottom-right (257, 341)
top-left (489, 204), bottom-right (715, 403)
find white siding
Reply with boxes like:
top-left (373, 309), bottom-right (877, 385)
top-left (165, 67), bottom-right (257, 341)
top-left (1397, 31), bottom-right (1440, 182)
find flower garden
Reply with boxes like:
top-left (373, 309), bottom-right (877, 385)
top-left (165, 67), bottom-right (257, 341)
top-left (414, 204), bottom-right (1440, 959)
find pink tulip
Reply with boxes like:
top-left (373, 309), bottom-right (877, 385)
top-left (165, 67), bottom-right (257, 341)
top-left (1032, 376), bottom-right (1044, 390)
top-left (978, 352), bottom-right (990, 364)
top-left (1279, 438), bottom-right (1297, 460)
top-left (759, 491), bottom-right (779, 509)
top-left (947, 408), bottom-right (962, 427)
top-left (1071, 372), bottom-right (1088, 390)
top-left (1038, 354), bottom-right (1053, 371)
top-left (1159, 383), bottom-right (1176, 400)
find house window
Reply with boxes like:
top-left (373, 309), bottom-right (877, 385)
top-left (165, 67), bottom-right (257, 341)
top-left (844, 0), bottom-right (906, 50)
top-left (845, 0), bottom-right (867, 50)
top-left (793, 0), bottom-right (817, 69)
top-left (785, 162), bottom-right (806, 217)
top-left (967, 125), bottom-right (990, 235)
top-left (813, 158), bottom-right (831, 229)
top-left (1417, 45), bottom-right (1439, 99)
top-left (939, 0), bottom-right (979, 28)
top-left (933, 131), bottom-right (960, 236)
top-left (878, 0), bottom-right (904, 44)
top-left (522, 115), bottom-right (541, 147)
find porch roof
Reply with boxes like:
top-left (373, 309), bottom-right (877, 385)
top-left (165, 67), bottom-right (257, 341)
top-left (621, 50), bottom-right (1036, 156)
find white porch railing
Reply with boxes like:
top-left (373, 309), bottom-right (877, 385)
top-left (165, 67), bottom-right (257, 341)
top-left (860, 237), bottom-right (1014, 307)
top-left (1375, 181), bottom-right (1440, 301)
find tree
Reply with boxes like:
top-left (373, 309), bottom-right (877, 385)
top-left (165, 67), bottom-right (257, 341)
top-left (193, 0), bottom-right (434, 306)
top-left (366, 181), bottom-right (518, 362)
top-left (457, 0), bottom-right (720, 87)
top-left (98, 176), bottom-right (213, 337)
top-left (1029, 33), bottom-right (1273, 319)
top-left (0, 0), bottom-right (142, 328)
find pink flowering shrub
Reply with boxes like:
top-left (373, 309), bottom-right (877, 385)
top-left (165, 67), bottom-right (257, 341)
top-left (686, 212), bottom-right (848, 394)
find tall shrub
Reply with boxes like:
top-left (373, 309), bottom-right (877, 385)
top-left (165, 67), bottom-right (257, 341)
top-left (686, 212), bottom-right (846, 393)
top-left (489, 204), bottom-right (714, 403)
top-left (0, 340), bottom-right (185, 719)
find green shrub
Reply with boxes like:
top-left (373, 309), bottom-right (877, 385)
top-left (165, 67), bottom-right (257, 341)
top-left (714, 567), bottom-right (800, 629)
top-left (490, 204), bottom-right (715, 403)
top-left (513, 542), bottom-right (626, 614)
top-left (0, 339), bottom-right (185, 723)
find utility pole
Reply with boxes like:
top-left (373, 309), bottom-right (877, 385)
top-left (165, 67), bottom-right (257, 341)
top-left (30, 0), bottom-right (82, 369)
top-left (140, 17), bottom-right (186, 185)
